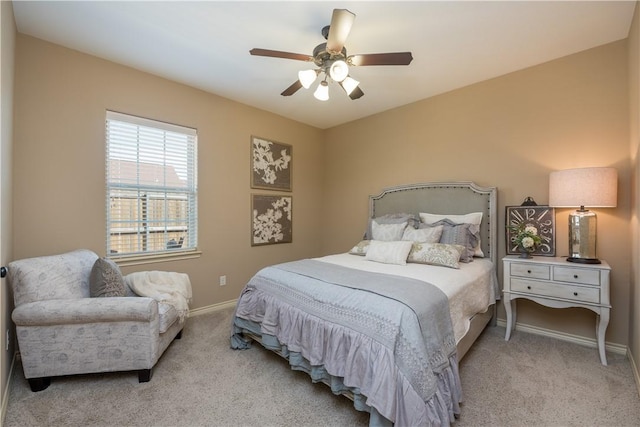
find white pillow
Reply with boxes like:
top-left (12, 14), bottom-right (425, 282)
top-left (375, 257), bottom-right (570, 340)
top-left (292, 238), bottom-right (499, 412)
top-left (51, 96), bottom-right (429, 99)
top-left (402, 225), bottom-right (443, 243)
top-left (365, 240), bottom-right (413, 265)
top-left (419, 211), bottom-right (483, 226)
top-left (371, 220), bottom-right (408, 241)
top-left (419, 212), bottom-right (484, 257)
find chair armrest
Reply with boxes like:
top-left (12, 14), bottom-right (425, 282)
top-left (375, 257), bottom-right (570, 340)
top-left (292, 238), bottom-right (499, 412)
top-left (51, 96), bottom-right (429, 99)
top-left (12, 297), bottom-right (158, 326)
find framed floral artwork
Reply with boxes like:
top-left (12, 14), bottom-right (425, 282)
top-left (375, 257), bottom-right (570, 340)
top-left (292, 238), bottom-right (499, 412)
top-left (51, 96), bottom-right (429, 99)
top-left (251, 194), bottom-right (292, 246)
top-left (251, 136), bottom-right (292, 191)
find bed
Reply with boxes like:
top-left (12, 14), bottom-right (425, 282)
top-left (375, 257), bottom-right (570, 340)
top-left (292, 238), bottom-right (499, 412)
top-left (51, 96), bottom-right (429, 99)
top-left (231, 182), bottom-right (498, 426)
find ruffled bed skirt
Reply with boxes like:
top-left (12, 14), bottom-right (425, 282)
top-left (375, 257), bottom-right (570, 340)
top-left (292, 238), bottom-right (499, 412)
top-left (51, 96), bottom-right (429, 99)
top-left (232, 314), bottom-right (462, 427)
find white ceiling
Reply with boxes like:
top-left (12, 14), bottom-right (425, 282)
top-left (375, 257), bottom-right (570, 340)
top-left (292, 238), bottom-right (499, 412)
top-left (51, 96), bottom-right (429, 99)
top-left (12, 1), bottom-right (637, 129)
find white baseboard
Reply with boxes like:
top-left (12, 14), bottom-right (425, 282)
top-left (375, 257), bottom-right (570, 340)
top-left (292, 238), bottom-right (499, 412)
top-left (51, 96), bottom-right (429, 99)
top-left (1, 353), bottom-right (16, 427)
top-left (495, 318), bottom-right (627, 356)
top-left (628, 347), bottom-right (640, 399)
top-left (189, 299), bottom-right (237, 317)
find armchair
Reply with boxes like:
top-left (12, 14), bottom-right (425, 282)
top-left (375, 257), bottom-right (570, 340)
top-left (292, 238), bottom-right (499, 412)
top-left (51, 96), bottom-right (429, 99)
top-left (8, 249), bottom-right (188, 391)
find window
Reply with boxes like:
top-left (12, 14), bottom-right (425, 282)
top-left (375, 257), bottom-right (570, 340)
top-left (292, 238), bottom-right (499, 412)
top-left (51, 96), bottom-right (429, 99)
top-left (105, 111), bottom-right (197, 258)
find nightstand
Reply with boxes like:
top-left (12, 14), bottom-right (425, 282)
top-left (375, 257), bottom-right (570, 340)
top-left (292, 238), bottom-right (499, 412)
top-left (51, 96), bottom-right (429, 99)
top-left (502, 255), bottom-right (611, 365)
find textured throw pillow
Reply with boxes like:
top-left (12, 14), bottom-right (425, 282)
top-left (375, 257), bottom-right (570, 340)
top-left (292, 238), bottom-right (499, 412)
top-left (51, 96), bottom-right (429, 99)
top-left (407, 243), bottom-right (466, 269)
top-left (402, 224), bottom-right (443, 243)
top-left (421, 219), bottom-right (479, 263)
top-left (419, 212), bottom-right (484, 257)
top-left (365, 240), bottom-right (413, 265)
top-left (371, 220), bottom-right (408, 241)
top-left (90, 257), bottom-right (126, 297)
top-left (349, 240), bottom-right (371, 256)
top-left (365, 213), bottom-right (418, 240)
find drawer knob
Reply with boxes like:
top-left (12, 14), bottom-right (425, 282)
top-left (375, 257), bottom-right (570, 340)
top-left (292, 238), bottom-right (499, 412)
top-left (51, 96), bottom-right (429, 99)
top-left (527, 286), bottom-right (532, 290)
top-left (527, 270), bottom-right (532, 274)
top-left (574, 274), bottom-right (578, 279)
top-left (574, 292), bottom-right (578, 296)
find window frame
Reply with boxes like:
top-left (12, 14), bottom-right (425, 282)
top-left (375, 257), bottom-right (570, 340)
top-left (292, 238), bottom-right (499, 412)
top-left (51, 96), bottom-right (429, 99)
top-left (105, 111), bottom-right (199, 265)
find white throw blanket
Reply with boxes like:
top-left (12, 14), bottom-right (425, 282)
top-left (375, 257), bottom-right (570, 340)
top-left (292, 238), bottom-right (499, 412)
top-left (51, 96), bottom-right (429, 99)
top-left (126, 271), bottom-right (192, 321)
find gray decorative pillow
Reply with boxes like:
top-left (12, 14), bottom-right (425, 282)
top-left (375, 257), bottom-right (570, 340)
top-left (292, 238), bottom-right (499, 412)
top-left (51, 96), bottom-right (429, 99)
top-left (402, 224), bottom-right (443, 243)
top-left (371, 220), bottom-right (408, 241)
top-left (349, 240), bottom-right (371, 256)
top-left (90, 257), bottom-right (126, 297)
top-left (421, 219), bottom-right (479, 262)
top-left (365, 213), bottom-right (418, 240)
top-left (407, 243), bottom-right (466, 269)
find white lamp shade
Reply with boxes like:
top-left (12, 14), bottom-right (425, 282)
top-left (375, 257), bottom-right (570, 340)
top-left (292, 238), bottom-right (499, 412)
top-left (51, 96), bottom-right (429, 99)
top-left (340, 76), bottom-right (359, 96)
top-left (549, 167), bottom-right (617, 208)
top-left (298, 69), bottom-right (318, 89)
top-left (313, 81), bottom-right (329, 101)
top-left (329, 60), bottom-right (349, 82)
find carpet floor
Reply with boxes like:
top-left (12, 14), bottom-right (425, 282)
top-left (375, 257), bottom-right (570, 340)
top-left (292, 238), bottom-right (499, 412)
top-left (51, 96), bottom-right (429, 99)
top-left (4, 307), bottom-right (640, 426)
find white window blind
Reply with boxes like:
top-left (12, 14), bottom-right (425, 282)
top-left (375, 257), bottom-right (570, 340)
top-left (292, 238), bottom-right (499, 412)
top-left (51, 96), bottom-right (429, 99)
top-left (105, 111), bottom-right (198, 257)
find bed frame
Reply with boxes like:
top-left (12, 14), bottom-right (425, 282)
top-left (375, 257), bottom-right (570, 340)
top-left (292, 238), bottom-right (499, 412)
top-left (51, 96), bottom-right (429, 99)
top-left (369, 181), bottom-right (498, 359)
top-left (241, 181), bottom-right (498, 411)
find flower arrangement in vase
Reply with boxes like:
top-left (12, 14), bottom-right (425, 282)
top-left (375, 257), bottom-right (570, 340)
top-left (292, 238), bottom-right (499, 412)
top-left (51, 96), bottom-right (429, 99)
top-left (508, 223), bottom-right (542, 258)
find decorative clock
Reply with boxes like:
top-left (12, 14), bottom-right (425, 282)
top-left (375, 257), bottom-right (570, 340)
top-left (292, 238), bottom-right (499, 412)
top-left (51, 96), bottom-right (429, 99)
top-left (505, 205), bottom-right (556, 256)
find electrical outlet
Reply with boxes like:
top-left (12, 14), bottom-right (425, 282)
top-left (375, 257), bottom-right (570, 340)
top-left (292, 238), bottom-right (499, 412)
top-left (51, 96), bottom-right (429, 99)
top-left (219, 275), bottom-right (227, 286)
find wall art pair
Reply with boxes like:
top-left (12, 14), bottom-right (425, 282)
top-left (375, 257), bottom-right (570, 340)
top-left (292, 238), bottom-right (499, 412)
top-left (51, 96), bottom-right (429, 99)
top-left (250, 136), bottom-right (292, 246)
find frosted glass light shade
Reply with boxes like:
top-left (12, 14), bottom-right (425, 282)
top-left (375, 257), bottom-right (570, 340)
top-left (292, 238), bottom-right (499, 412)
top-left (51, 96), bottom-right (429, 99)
top-left (329, 60), bottom-right (349, 82)
top-left (298, 69), bottom-right (318, 89)
top-left (340, 76), bottom-right (359, 96)
top-left (549, 167), bottom-right (617, 208)
top-left (313, 81), bottom-right (329, 101)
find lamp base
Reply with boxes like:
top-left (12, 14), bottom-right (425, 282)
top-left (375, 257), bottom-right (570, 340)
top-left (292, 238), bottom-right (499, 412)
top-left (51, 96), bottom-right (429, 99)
top-left (567, 257), bottom-right (601, 264)
top-left (568, 209), bottom-right (599, 261)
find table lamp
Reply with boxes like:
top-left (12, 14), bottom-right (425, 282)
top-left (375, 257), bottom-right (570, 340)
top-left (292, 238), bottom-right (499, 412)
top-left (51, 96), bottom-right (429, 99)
top-left (548, 167), bottom-right (617, 264)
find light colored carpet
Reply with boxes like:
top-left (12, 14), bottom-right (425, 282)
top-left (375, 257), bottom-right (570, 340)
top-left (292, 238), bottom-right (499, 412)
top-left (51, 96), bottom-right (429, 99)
top-left (4, 307), bottom-right (640, 426)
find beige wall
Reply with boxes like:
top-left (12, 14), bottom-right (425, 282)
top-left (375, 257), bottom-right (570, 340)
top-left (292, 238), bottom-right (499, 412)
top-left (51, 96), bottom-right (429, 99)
top-left (6, 5), bottom-right (639, 402)
top-left (0, 0), bottom-right (16, 418)
top-left (322, 40), bottom-right (631, 346)
top-left (629, 2), bottom-right (640, 375)
top-left (12, 35), bottom-right (325, 310)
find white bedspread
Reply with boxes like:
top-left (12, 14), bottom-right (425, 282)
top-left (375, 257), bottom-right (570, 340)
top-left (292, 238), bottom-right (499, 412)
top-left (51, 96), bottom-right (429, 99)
top-left (315, 253), bottom-right (497, 343)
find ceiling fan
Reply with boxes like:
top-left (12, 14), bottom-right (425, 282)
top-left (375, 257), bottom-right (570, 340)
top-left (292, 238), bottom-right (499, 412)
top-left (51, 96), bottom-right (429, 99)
top-left (250, 9), bottom-right (413, 101)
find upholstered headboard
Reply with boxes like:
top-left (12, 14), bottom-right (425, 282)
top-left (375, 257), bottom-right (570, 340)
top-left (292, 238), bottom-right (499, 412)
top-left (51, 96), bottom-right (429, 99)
top-left (369, 182), bottom-right (498, 265)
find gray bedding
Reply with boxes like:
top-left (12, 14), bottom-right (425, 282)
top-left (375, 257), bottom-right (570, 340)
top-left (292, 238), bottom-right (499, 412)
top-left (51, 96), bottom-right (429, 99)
top-left (231, 259), bottom-right (463, 426)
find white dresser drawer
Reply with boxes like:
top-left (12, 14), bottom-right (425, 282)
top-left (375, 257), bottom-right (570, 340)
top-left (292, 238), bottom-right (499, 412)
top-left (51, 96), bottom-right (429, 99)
top-left (511, 278), bottom-right (600, 304)
top-left (510, 262), bottom-right (550, 280)
top-left (553, 266), bottom-right (600, 286)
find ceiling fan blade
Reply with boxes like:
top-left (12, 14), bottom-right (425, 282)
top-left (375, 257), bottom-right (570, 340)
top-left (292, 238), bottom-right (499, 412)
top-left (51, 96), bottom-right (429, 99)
top-left (349, 52), bottom-right (414, 67)
top-left (281, 80), bottom-right (303, 97)
top-left (349, 86), bottom-right (364, 100)
top-left (250, 48), bottom-right (313, 62)
top-left (326, 9), bottom-right (355, 54)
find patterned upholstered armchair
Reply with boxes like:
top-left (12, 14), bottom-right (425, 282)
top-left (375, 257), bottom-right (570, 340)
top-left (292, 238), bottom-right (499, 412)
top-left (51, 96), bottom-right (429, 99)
top-left (8, 249), bottom-right (189, 392)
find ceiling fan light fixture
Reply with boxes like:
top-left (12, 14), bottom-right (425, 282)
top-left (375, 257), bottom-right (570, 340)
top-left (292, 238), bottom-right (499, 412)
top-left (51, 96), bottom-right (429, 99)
top-left (329, 60), bottom-right (349, 82)
top-left (298, 69), bottom-right (318, 89)
top-left (314, 80), bottom-right (330, 101)
top-left (250, 9), bottom-right (413, 101)
top-left (340, 76), bottom-right (359, 96)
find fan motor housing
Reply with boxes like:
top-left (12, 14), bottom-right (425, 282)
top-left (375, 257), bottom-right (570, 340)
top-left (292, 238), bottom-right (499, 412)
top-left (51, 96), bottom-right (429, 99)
top-left (312, 43), bottom-right (347, 68)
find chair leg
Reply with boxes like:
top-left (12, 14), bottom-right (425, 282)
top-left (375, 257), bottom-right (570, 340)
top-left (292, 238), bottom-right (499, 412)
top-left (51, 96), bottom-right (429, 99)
top-left (28, 377), bottom-right (51, 392)
top-left (138, 369), bottom-right (153, 383)
top-left (175, 329), bottom-right (183, 340)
